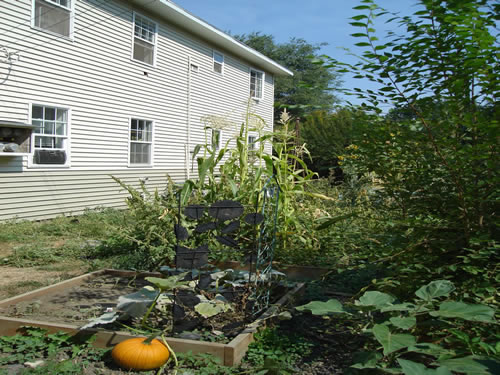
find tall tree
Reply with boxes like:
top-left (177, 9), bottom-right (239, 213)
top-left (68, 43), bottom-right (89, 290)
top-left (300, 108), bottom-right (368, 178)
top-left (328, 0), bottom-right (498, 285)
top-left (235, 32), bottom-right (342, 120)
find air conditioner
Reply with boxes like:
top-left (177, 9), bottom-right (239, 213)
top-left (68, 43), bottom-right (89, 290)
top-left (34, 149), bottom-right (66, 164)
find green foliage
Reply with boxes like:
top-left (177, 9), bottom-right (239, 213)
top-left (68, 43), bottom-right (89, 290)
top-left (245, 327), bottom-right (314, 374)
top-left (90, 177), bottom-right (180, 271)
top-left (300, 109), bottom-right (370, 177)
top-left (0, 208), bottom-right (125, 268)
top-left (0, 327), bottom-right (104, 374)
top-left (296, 280), bottom-right (499, 374)
top-left (304, 0), bottom-right (500, 306)
top-left (176, 352), bottom-right (238, 375)
top-left (234, 32), bottom-right (341, 120)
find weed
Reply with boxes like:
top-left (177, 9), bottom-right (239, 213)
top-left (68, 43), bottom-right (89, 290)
top-left (0, 326), bottom-right (105, 373)
top-left (244, 327), bottom-right (313, 372)
top-left (177, 351), bottom-right (238, 374)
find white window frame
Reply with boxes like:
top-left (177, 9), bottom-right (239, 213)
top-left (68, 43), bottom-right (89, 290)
top-left (31, 0), bottom-right (75, 40)
top-left (248, 135), bottom-right (257, 151)
top-left (250, 68), bottom-right (265, 100)
top-left (27, 102), bottom-right (71, 169)
top-left (128, 117), bottom-right (154, 167)
top-left (131, 12), bottom-right (158, 67)
top-left (213, 50), bottom-right (224, 74)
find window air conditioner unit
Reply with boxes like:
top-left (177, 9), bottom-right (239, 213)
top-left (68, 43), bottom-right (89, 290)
top-left (34, 150), bottom-right (66, 164)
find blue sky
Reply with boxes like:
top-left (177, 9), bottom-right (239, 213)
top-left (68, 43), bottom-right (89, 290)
top-left (173, 0), bottom-right (423, 108)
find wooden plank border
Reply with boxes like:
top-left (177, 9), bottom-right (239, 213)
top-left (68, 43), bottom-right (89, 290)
top-left (0, 269), bottom-right (305, 366)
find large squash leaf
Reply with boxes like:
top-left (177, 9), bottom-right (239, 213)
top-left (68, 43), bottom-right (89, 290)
top-left (356, 291), bottom-right (395, 308)
top-left (390, 316), bottom-right (417, 330)
top-left (430, 302), bottom-right (495, 323)
top-left (296, 299), bottom-right (347, 315)
top-left (437, 356), bottom-right (500, 375)
top-left (373, 324), bottom-right (416, 356)
top-left (415, 280), bottom-right (455, 302)
top-left (397, 359), bottom-right (452, 375)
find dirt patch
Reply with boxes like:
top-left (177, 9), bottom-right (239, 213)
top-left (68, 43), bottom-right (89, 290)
top-left (0, 271), bottom-right (292, 344)
top-left (0, 275), bottom-right (147, 325)
top-left (0, 263), bottom-right (85, 300)
top-left (0, 242), bottom-right (13, 258)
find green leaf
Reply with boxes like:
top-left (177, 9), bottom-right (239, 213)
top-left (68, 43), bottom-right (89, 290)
top-left (296, 299), bottom-right (347, 315)
top-left (179, 181), bottom-right (194, 206)
top-left (430, 302), bottom-right (495, 323)
top-left (197, 155), bottom-right (214, 186)
top-left (356, 291), bottom-right (396, 308)
top-left (353, 5), bottom-right (371, 10)
top-left (350, 21), bottom-right (367, 27)
top-left (116, 286), bottom-right (159, 318)
top-left (351, 14), bottom-right (369, 20)
top-left (381, 303), bottom-right (421, 312)
top-left (398, 359), bottom-right (452, 375)
top-left (351, 352), bottom-right (382, 369)
top-left (316, 213), bottom-right (356, 230)
top-left (146, 273), bottom-right (190, 292)
top-left (437, 356), bottom-right (500, 375)
top-left (195, 303), bottom-right (226, 318)
top-left (415, 280), bottom-right (455, 301)
top-left (390, 316), bottom-right (417, 330)
top-left (408, 343), bottom-right (456, 358)
top-left (373, 324), bottom-right (416, 356)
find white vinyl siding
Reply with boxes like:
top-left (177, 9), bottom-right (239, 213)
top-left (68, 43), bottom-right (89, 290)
top-left (132, 13), bottom-right (157, 66)
top-left (0, 0), bottom-right (276, 221)
top-left (32, 0), bottom-right (72, 37)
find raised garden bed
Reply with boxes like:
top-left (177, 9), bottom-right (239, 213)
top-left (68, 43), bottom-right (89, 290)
top-left (0, 269), bottom-right (304, 366)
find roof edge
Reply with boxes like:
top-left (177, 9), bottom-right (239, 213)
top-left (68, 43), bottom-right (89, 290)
top-left (156, 0), bottom-right (293, 77)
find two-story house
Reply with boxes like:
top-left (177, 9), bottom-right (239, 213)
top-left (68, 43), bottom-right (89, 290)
top-left (0, 0), bottom-right (292, 221)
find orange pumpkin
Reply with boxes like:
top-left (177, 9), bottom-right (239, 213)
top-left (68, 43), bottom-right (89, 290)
top-left (111, 337), bottom-right (170, 370)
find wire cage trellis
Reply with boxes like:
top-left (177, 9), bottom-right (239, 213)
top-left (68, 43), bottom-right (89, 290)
top-left (172, 177), bottom-right (280, 316)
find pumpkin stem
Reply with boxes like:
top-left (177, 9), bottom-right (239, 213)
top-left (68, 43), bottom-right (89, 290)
top-left (143, 332), bottom-right (159, 345)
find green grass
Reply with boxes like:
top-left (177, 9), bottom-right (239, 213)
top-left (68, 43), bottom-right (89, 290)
top-left (0, 208), bottom-right (127, 269)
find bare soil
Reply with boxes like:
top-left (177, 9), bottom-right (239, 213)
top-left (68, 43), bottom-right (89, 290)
top-left (0, 275), bottom-right (148, 325)
top-left (0, 263), bottom-right (85, 300)
top-left (0, 272), bottom-right (261, 343)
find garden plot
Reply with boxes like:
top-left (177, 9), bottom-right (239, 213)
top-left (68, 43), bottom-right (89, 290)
top-left (0, 269), bottom-right (304, 366)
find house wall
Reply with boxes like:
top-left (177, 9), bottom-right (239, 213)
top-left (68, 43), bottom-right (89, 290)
top-left (0, 0), bottom-right (275, 221)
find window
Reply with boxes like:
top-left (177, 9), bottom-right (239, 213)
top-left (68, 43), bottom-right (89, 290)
top-left (248, 135), bottom-right (258, 158)
top-left (211, 129), bottom-right (221, 151)
top-left (33, 0), bottom-right (72, 37)
top-left (31, 105), bottom-right (69, 165)
top-left (248, 135), bottom-right (257, 152)
top-left (250, 69), bottom-right (264, 99)
top-left (132, 14), bottom-right (157, 66)
top-left (130, 119), bottom-right (153, 165)
top-left (213, 51), bottom-right (224, 74)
